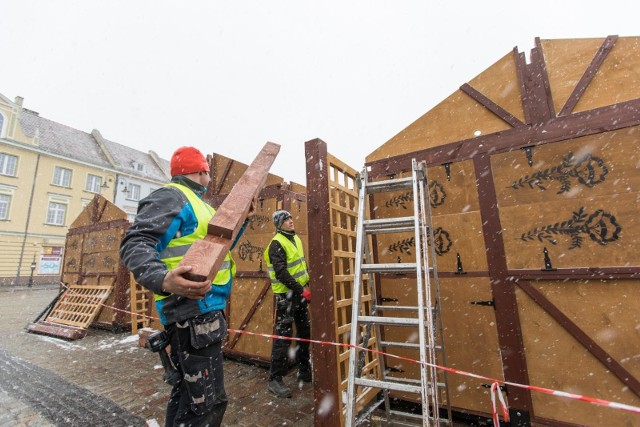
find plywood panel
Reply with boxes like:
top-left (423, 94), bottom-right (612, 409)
top-left (378, 276), bottom-right (503, 414)
top-left (516, 280), bottom-right (640, 426)
top-left (542, 37), bottom-right (640, 114)
top-left (366, 89), bottom-right (512, 163)
top-left (210, 152), bottom-right (284, 195)
top-left (492, 127), bottom-right (640, 207)
top-left (541, 37), bottom-right (605, 114)
top-left (70, 194), bottom-right (127, 228)
top-left (227, 277), bottom-right (274, 359)
top-left (501, 192), bottom-right (638, 269)
top-left (468, 50), bottom-right (525, 123)
top-left (63, 235), bottom-right (83, 274)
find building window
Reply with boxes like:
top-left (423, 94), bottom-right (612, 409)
top-left (46, 202), bottom-right (67, 226)
top-left (0, 114), bottom-right (4, 137)
top-left (86, 174), bottom-right (102, 193)
top-left (53, 166), bottom-right (72, 187)
top-left (127, 183), bottom-right (141, 201)
top-left (0, 153), bottom-right (18, 176)
top-left (0, 194), bottom-right (10, 220)
top-left (132, 161), bottom-right (145, 172)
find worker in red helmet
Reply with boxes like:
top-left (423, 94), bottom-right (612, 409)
top-left (121, 146), bottom-right (251, 427)
top-left (263, 209), bottom-right (312, 398)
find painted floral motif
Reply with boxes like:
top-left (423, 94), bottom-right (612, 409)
top-left (238, 240), bottom-right (263, 261)
top-left (384, 180), bottom-right (447, 209)
top-left (510, 152), bottom-right (608, 194)
top-left (247, 214), bottom-right (271, 230)
top-left (388, 227), bottom-right (452, 257)
top-left (520, 207), bottom-right (621, 249)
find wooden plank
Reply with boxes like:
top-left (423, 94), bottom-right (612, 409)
top-left (180, 142), bottom-right (280, 281)
top-left (26, 321), bottom-right (87, 340)
top-left (305, 138), bottom-right (342, 427)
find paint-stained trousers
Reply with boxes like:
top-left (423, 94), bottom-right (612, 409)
top-left (165, 310), bottom-right (228, 427)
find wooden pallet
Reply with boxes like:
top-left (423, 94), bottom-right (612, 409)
top-left (27, 283), bottom-right (114, 340)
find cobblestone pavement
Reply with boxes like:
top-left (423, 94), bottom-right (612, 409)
top-left (0, 288), bottom-right (315, 426)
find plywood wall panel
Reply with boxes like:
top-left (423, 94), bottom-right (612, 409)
top-left (227, 277), bottom-right (274, 360)
top-left (492, 127), bottom-right (640, 208)
top-left (366, 90), bottom-right (512, 163)
top-left (516, 280), bottom-right (640, 426)
top-left (468, 51), bottom-right (525, 123)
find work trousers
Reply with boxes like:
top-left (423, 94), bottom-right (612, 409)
top-left (165, 310), bottom-right (228, 427)
top-left (269, 292), bottom-right (311, 381)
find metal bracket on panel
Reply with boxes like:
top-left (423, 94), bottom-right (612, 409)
top-left (542, 246), bottom-right (557, 271)
top-left (443, 162), bottom-right (451, 181)
top-left (470, 299), bottom-right (495, 308)
top-left (522, 146), bottom-right (534, 167)
top-left (455, 252), bottom-right (467, 275)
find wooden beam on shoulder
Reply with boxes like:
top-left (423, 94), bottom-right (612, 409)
top-left (179, 142), bottom-right (280, 281)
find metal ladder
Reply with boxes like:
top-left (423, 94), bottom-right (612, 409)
top-left (345, 159), bottom-right (451, 426)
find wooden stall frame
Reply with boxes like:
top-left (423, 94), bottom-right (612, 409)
top-left (364, 36), bottom-right (640, 426)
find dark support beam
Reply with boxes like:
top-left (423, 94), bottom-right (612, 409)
top-left (460, 83), bottom-right (525, 127)
top-left (517, 280), bottom-right (640, 397)
top-left (514, 40), bottom-right (555, 124)
top-left (305, 138), bottom-right (340, 427)
top-left (559, 35), bottom-right (619, 116)
top-left (226, 279), bottom-right (271, 350)
top-left (367, 98), bottom-right (640, 178)
top-left (474, 154), bottom-right (533, 422)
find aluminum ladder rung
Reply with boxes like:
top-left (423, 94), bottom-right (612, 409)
top-left (377, 305), bottom-right (436, 312)
top-left (358, 315), bottom-right (419, 326)
top-left (380, 340), bottom-right (443, 351)
top-left (363, 217), bottom-right (416, 234)
top-left (354, 377), bottom-right (422, 394)
top-left (364, 176), bottom-right (414, 194)
top-left (387, 376), bottom-right (447, 389)
top-left (361, 263), bottom-right (416, 273)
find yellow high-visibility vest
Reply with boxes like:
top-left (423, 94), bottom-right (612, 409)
top-left (264, 233), bottom-right (309, 294)
top-left (155, 183), bottom-right (236, 301)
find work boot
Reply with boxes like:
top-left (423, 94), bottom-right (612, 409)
top-left (297, 370), bottom-right (312, 383)
top-left (268, 379), bottom-right (292, 398)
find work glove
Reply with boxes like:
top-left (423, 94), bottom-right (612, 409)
top-left (301, 288), bottom-right (311, 303)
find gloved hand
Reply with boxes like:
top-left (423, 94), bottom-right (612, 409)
top-left (301, 288), bottom-right (311, 303)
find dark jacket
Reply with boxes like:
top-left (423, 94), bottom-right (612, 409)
top-left (267, 230), bottom-right (305, 297)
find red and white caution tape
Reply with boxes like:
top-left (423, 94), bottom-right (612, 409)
top-left (491, 381), bottom-right (509, 425)
top-left (53, 283), bottom-right (640, 419)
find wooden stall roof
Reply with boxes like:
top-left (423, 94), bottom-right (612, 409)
top-left (366, 36), bottom-right (640, 164)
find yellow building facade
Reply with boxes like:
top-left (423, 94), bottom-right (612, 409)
top-left (0, 92), bottom-right (170, 286)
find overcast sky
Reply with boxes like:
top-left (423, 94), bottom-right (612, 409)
top-left (2, 1), bottom-right (638, 184)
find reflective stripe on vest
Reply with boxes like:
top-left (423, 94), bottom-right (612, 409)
top-left (155, 183), bottom-right (236, 301)
top-left (263, 233), bottom-right (309, 294)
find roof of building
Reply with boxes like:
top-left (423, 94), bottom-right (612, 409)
top-left (18, 110), bottom-right (113, 168)
top-left (14, 105), bottom-right (170, 183)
